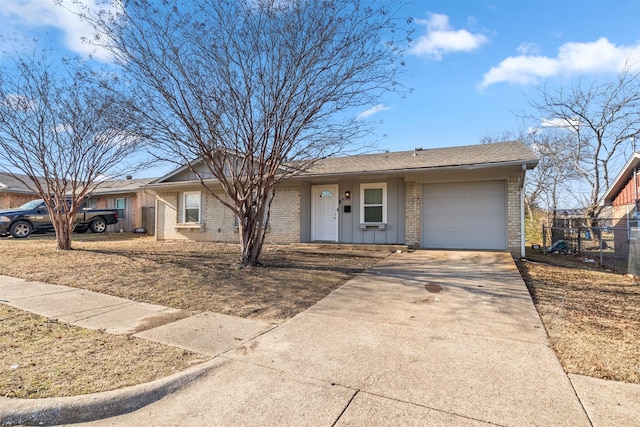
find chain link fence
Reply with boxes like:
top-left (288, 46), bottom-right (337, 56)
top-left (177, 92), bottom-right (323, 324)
top-left (542, 218), bottom-right (639, 276)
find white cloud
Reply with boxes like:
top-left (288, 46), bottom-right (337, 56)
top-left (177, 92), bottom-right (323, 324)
top-left (357, 104), bottom-right (390, 120)
top-left (2, 94), bottom-right (37, 111)
top-left (517, 42), bottom-right (541, 56)
top-left (480, 37), bottom-right (640, 88)
top-left (541, 117), bottom-right (581, 130)
top-left (408, 13), bottom-right (489, 60)
top-left (1, 0), bottom-right (117, 62)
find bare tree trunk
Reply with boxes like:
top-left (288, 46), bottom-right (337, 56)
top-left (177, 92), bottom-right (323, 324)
top-left (237, 191), bottom-right (273, 266)
top-left (55, 226), bottom-right (73, 251)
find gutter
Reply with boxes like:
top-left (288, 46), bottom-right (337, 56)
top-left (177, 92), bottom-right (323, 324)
top-left (296, 159), bottom-right (540, 180)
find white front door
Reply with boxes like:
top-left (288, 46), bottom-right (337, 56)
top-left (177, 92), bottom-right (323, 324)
top-left (311, 184), bottom-right (339, 242)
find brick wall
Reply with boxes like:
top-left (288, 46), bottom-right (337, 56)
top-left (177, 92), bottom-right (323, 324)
top-left (155, 186), bottom-right (301, 243)
top-left (267, 185), bottom-right (301, 243)
top-left (155, 192), bottom-right (180, 240)
top-left (507, 175), bottom-right (523, 256)
top-left (0, 193), bottom-right (36, 209)
top-left (404, 181), bottom-right (421, 247)
top-left (612, 205), bottom-right (634, 261)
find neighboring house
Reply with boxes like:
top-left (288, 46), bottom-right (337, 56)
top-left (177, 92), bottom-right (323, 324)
top-left (147, 141), bottom-right (538, 257)
top-left (85, 177), bottom-right (157, 234)
top-left (552, 207), bottom-right (613, 229)
top-left (0, 173), bottom-right (41, 209)
top-left (552, 208), bottom-right (586, 229)
top-left (602, 152), bottom-right (640, 275)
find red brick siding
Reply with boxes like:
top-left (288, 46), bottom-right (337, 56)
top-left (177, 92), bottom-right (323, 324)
top-left (0, 193), bottom-right (36, 209)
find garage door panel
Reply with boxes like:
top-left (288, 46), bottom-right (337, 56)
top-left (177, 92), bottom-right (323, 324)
top-left (477, 197), bottom-right (504, 215)
top-left (462, 182), bottom-right (486, 196)
top-left (427, 231), bottom-right (469, 248)
top-left (442, 198), bottom-right (465, 212)
top-left (481, 216), bottom-right (505, 232)
top-left (422, 181), bottom-right (507, 250)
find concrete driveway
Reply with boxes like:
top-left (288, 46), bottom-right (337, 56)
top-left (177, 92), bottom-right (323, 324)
top-left (74, 250), bottom-right (591, 426)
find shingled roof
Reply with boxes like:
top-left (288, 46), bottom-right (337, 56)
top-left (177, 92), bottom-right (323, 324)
top-left (90, 177), bottom-right (157, 195)
top-left (0, 173), bottom-right (41, 194)
top-left (303, 141), bottom-right (538, 176)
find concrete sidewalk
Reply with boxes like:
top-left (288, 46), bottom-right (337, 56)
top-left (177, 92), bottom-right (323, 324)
top-left (2, 251), bottom-right (640, 426)
top-left (0, 276), bottom-right (188, 334)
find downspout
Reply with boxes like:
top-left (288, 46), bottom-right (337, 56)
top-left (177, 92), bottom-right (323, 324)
top-left (633, 164), bottom-right (639, 240)
top-left (634, 139), bottom-right (639, 225)
top-left (521, 163), bottom-right (526, 258)
top-left (633, 166), bottom-right (640, 219)
top-left (154, 196), bottom-right (158, 241)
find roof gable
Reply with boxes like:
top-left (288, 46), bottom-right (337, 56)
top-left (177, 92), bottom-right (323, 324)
top-left (153, 150), bottom-right (298, 184)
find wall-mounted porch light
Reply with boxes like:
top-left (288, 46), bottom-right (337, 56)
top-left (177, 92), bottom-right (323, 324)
top-left (344, 190), bottom-right (351, 201)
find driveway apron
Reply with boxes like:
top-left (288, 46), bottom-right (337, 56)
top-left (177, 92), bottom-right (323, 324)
top-left (76, 250), bottom-right (591, 426)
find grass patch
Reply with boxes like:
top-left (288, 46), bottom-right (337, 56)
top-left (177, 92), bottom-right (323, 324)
top-left (518, 250), bottom-right (640, 384)
top-left (0, 234), bottom-right (379, 321)
top-left (0, 305), bottom-right (208, 399)
top-left (0, 234), bottom-right (380, 398)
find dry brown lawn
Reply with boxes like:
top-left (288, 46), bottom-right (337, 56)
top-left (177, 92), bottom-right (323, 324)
top-left (517, 250), bottom-right (640, 384)
top-left (3, 234), bottom-right (638, 399)
top-left (0, 233), bottom-right (381, 398)
top-left (1, 304), bottom-right (209, 399)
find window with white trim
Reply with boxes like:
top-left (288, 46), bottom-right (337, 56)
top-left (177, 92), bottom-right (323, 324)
top-left (360, 183), bottom-right (387, 224)
top-left (183, 192), bottom-right (201, 223)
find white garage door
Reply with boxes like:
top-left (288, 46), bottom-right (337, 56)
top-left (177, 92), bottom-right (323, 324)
top-left (422, 181), bottom-right (507, 250)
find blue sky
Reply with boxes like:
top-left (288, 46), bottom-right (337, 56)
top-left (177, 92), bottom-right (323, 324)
top-left (2, 1), bottom-right (640, 176)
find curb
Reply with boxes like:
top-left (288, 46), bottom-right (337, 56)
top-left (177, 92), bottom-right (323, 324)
top-left (0, 359), bottom-right (219, 426)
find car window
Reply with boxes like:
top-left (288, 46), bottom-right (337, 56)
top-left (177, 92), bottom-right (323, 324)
top-left (19, 200), bottom-right (45, 210)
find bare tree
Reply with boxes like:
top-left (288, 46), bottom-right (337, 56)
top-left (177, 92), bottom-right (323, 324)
top-left (86, 0), bottom-right (408, 265)
top-left (0, 52), bottom-right (146, 250)
top-left (530, 64), bottom-right (640, 220)
top-left (526, 128), bottom-right (582, 226)
top-left (481, 127), bottom-right (579, 226)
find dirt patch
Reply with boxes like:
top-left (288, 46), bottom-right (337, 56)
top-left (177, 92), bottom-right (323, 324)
top-left (133, 310), bottom-right (192, 334)
top-left (517, 250), bottom-right (640, 384)
top-left (424, 284), bottom-right (442, 293)
top-left (0, 234), bottom-right (382, 398)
